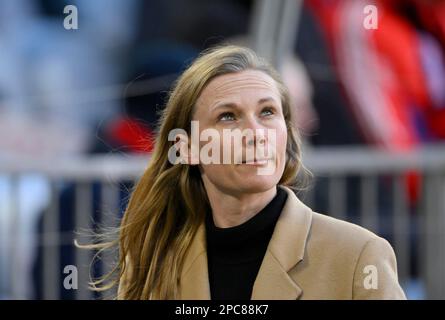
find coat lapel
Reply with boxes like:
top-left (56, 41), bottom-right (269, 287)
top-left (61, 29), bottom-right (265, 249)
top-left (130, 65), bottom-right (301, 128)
top-left (178, 223), bottom-right (211, 299)
top-left (178, 186), bottom-right (313, 300)
top-left (251, 186), bottom-right (313, 299)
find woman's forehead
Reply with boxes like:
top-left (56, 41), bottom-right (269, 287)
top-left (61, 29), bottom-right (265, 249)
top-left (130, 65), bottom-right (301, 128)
top-left (197, 70), bottom-right (281, 107)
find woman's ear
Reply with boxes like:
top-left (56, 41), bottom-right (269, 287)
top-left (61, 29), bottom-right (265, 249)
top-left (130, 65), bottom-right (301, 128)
top-left (173, 133), bottom-right (200, 165)
top-left (188, 134), bottom-right (200, 165)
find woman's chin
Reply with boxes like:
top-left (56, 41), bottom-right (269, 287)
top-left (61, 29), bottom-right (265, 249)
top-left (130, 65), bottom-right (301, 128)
top-left (234, 175), bottom-right (280, 193)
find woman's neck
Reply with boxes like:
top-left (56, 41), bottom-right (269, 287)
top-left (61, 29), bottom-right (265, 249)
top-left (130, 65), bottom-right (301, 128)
top-left (202, 179), bottom-right (277, 228)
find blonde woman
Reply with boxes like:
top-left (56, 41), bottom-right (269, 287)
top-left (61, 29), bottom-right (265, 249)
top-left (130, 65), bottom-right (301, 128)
top-left (94, 45), bottom-right (406, 300)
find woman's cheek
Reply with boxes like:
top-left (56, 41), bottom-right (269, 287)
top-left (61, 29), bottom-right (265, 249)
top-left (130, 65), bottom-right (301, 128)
top-left (277, 128), bottom-right (288, 172)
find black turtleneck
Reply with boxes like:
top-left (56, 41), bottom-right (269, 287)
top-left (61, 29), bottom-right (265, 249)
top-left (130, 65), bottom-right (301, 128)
top-left (205, 186), bottom-right (288, 300)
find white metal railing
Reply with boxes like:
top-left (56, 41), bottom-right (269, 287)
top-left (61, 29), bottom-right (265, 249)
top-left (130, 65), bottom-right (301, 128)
top-left (1, 145), bottom-right (445, 299)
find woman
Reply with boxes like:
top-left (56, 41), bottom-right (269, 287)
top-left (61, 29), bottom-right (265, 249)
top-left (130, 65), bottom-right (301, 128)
top-left (98, 45), bottom-right (406, 299)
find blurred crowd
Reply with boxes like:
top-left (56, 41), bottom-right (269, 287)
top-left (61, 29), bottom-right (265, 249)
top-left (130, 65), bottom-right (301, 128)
top-left (1, 0), bottom-right (444, 158)
top-left (0, 0), bottom-right (444, 299)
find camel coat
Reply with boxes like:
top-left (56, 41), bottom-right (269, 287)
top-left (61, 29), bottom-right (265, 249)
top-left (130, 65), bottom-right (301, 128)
top-left (178, 186), bottom-right (407, 300)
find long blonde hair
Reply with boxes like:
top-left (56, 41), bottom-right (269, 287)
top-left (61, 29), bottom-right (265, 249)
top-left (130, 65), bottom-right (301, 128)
top-left (87, 45), bottom-right (307, 299)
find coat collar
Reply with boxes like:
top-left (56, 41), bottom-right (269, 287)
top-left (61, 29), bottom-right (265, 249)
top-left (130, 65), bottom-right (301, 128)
top-left (178, 185), bottom-right (313, 300)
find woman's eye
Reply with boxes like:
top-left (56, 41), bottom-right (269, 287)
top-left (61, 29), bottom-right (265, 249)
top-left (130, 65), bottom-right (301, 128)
top-left (218, 112), bottom-right (236, 121)
top-left (261, 107), bottom-right (274, 117)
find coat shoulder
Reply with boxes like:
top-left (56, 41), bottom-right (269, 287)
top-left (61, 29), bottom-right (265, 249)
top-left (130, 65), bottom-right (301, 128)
top-left (289, 210), bottom-right (405, 299)
top-left (308, 211), bottom-right (381, 255)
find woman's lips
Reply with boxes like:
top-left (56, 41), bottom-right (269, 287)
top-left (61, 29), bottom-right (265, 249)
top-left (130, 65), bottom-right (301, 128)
top-left (239, 158), bottom-right (272, 165)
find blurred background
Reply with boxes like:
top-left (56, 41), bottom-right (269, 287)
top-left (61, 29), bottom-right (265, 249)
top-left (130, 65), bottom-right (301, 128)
top-left (1, 0), bottom-right (445, 300)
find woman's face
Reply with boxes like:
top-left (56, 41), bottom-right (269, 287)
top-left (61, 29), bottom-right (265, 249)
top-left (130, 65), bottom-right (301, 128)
top-left (192, 69), bottom-right (288, 195)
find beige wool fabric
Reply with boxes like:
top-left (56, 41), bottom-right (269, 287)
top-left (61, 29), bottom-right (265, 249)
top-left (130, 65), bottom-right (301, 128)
top-left (177, 186), bottom-right (406, 300)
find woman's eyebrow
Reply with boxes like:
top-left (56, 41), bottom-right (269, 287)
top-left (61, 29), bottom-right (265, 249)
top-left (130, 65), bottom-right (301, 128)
top-left (257, 96), bottom-right (278, 105)
top-left (210, 102), bottom-right (238, 112)
top-left (210, 96), bottom-right (278, 112)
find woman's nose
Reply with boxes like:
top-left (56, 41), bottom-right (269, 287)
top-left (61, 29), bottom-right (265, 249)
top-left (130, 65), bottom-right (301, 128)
top-left (242, 118), bottom-right (267, 147)
top-left (245, 135), bottom-right (266, 148)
